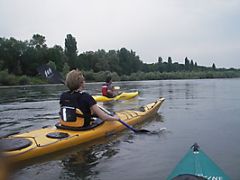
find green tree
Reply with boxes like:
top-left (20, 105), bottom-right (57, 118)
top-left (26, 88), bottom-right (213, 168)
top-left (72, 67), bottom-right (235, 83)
top-left (190, 60), bottom-right (194, 71)
top-left (157, 57), bottom-right (164, 72)
top-left (78, 51), bottom-right (94, 71)
top-left (107, 50), bottom-right (121, 74)
top-left (158, 56), bottom-right (163, 64)
top-left (119, 48), bottom-right (130, 74)
top-left (118, 48), bottom-right (142, 75)
top-left (47, 61), bottom-right (56, 70)
top-left (47, 45), bottom-right (66, 71)
top-left (0, 37), bottom-right (28, 75)
top-left (185, 57), bottom-right (190, 71)
top-left (93, 49), bottom-right (109, 72)
top-left (20, 34), bottom-right (49, 75)
top-left (167, 57), bottom-right (172, 72)
top-left (212, 63), bottom-right (216, 70)
top-left (64, 34), bottom-right (78, 69)
top-left (30, 34), bottom-right (47, 48)
top-left (62, 62), bottom-right (70, 76)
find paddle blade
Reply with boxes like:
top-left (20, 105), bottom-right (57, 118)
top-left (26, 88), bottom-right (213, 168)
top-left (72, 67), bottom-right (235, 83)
top-left (113, 86), bottom-right (120, 90)
top-left (118, 119), bottom-right (151, 134)
top-left (37, 65), bottom-right (64, 84)
top-left (135, 129), bottom-right (151, 133)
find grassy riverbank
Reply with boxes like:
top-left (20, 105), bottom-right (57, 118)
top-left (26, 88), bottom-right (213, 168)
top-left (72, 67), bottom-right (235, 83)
top-left (1, 69), bottom-right (240, 86)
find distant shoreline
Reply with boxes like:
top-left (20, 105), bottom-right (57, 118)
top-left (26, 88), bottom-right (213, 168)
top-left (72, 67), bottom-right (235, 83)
top-left (1, 70), bottom-right (240, 86)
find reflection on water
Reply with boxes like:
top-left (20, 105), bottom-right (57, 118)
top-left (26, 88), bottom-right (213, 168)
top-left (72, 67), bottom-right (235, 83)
top-left (61, 140), bottom-right (120, 179)
top-left (1, 79), bottom-right (240, 179)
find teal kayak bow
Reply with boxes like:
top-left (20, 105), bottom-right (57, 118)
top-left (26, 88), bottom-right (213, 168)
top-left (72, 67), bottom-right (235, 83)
top-left (167, 143), bottom-right (230, 180)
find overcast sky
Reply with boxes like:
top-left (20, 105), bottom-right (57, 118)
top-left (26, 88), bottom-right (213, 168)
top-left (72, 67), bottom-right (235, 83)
top-left (1, 0), bottom-right (240, 68)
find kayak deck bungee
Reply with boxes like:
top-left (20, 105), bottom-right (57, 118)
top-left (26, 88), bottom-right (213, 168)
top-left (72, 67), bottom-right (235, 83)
top-left (92, 91), bottom-right (139, 102)
top-left (167, 143), bottom-right (230, 180)
top-left (1, 97), bottom-right (164, 164)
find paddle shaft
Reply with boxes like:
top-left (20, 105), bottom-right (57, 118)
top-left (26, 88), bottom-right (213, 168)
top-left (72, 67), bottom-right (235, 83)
top-left (118, 119), bottom-right (138, 133)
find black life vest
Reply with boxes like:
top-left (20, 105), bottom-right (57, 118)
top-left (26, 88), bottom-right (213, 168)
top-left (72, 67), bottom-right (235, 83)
top-left (59, 106), bottom-right (86, 127)
top-left (59, 91), bottom-right (95, 127)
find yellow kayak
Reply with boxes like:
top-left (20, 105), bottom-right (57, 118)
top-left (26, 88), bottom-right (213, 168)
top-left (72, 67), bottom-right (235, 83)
top-left (1, 97), bottom-right (164, 164)
top-left (93, 91), bottom-right (139, 102)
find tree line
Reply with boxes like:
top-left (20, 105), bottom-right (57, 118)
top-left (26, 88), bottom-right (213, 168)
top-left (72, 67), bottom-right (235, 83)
top-left (0, 34), bottom-right (239, 85)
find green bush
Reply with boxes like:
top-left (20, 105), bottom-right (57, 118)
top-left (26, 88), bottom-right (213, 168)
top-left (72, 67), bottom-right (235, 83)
top-left (83, 70), bottom-right (95, 82)
top-left (30, 77), bottom-right (47, 84)
top-left (0, 70), bottom-right (18, 85)
top-left (18, 75), bottom-right (30, 85)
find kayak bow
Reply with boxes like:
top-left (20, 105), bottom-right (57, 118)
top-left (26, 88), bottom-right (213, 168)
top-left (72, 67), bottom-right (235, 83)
top-left (167, 143), bottom-right (230, 180)
top-left (1, 97), bottom-right (164, 164)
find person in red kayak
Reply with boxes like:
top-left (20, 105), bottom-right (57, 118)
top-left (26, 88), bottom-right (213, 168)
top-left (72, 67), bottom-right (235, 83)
top-left (60, 70), bottom-right (119, 128)
top-left (102, 76), bottom-right (119, 98)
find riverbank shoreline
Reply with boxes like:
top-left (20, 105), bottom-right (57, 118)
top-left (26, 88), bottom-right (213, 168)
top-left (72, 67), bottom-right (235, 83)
top-left (1, 70), bottom-right (240, 86)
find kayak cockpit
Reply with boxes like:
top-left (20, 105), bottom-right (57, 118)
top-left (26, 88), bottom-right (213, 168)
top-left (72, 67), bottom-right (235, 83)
top-left (0, 138), bottom-right (32, 151)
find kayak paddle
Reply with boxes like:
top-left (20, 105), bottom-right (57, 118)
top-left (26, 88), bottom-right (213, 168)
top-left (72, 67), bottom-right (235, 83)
top-left (37, 64), bottom-right (151, 134)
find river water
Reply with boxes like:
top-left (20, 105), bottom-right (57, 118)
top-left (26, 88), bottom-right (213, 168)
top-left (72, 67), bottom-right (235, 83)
top-left (0, 79), bottom-right (240, 180)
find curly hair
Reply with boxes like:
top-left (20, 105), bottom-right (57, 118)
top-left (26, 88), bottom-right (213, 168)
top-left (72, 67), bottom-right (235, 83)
top-left (65, 70), bottom-right (84, 91)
